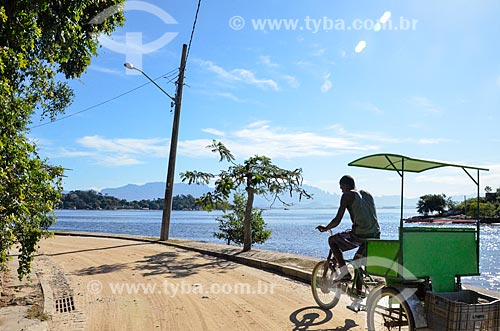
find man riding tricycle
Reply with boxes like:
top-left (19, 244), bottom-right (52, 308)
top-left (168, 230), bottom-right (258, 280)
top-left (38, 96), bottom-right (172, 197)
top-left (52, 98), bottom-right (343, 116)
top-left (311, 153), bottom-right (499, 331)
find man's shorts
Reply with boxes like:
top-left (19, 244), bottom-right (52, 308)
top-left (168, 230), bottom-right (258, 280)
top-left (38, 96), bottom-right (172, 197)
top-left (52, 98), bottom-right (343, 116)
top-left (330, 230), bottom-right (362, 253)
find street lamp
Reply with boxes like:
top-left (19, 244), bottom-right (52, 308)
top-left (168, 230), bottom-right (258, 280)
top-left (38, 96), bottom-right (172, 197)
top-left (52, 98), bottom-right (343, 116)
top-left (124, 63), bottom-right (175, 102)
top-left (123, 43), bottom-right (187, 241)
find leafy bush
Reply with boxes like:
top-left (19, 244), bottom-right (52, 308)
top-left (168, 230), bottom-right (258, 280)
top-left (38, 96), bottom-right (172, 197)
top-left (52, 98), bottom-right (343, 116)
top-left (214, 192), bottom-right (271, 246)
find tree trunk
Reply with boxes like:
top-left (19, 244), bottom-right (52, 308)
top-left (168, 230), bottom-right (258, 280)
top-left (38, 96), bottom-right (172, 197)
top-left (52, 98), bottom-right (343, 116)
top-left (243, 186), bottom-right (254, 252)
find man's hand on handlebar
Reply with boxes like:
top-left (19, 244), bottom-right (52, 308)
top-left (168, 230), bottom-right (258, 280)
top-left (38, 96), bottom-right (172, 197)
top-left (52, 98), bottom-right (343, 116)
top-left (316, 225), bottom-right (328, 232)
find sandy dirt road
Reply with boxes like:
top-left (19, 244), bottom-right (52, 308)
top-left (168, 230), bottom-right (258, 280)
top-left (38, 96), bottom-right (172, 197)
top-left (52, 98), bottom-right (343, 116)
top-left (37, 236), bottom-right (367, 331)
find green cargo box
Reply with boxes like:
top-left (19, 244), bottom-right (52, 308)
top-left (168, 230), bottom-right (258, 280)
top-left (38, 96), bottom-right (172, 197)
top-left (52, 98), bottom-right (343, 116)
top-left (366, 227), bottom-right (479, 292)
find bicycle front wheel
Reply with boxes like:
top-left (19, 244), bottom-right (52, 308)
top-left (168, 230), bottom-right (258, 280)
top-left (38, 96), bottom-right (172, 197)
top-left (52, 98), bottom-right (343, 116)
top-left (366, 287), bottom-right (415, 331)
top-left (311, 260), bottom-right (342, 309)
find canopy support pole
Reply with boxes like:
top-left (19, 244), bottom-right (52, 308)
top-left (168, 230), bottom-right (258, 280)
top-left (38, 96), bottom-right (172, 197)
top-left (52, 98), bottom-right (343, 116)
top-left (383, 155), bottom-right (405, 227)
top-left (462, 167), bottom-right (481, 276)
top-left (383, 156), bottom-right (407, 277)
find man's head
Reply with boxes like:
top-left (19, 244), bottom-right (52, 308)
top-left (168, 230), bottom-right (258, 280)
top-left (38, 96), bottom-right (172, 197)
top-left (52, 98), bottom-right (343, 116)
top-left (339, 175), bottom-right (355, 192)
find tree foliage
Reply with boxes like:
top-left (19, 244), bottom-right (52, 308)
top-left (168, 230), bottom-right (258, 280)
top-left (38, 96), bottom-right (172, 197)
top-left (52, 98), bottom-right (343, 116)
top-left (0, 0), bottom-right (125, 279)
top-left (455, 197), bottom-right (500, 219)
top-left (214, 192), bottom-right (271, 246)
top-left (416, 194), bottom-right (450, 216)
top-left (181, 140), bottom-right (311, 251)
top-left (58, 191), bottom-right (200, 211)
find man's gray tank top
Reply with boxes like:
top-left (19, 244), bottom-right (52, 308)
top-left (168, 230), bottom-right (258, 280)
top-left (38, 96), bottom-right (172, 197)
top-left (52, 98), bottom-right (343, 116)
top-left (351, 190), bottom-right (380, 238)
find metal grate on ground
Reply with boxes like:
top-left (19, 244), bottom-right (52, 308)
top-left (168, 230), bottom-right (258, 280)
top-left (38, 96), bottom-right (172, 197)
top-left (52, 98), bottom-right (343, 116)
top-left (55, 295), bottom-right (76, 313)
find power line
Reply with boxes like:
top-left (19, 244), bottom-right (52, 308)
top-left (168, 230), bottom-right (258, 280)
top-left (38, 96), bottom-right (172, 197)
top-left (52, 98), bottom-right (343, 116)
top-left (185, 0), bottom-right (202, 65)
top-left (165, 74), bottom-right (179, 85)
top-left (30, 70), bottom-right (178, 129)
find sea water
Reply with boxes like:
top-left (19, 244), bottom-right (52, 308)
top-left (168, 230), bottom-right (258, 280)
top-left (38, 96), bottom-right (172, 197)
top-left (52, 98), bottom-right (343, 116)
top-left (51, 209), bottom-right (500, 291)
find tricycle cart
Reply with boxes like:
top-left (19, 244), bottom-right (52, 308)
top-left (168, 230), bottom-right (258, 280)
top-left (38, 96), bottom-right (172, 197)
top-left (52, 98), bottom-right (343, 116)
top-left (346, 154), bottom-right (499, 330)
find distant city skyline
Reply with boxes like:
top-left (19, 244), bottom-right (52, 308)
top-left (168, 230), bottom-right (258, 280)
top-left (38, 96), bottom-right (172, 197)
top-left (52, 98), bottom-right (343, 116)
top-left (30, 0), bottom-right (500, 198)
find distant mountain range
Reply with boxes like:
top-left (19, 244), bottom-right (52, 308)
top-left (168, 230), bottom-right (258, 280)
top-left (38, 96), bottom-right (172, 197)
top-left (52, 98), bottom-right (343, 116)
top-left (100, 182), bottom-right (419, 210)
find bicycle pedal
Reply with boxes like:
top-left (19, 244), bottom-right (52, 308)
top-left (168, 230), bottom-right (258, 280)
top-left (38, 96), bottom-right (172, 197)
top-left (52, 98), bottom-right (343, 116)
top-left (346, 304), bottom-right (360, 313)
top-left (346, 302), bottom-right (367, 313)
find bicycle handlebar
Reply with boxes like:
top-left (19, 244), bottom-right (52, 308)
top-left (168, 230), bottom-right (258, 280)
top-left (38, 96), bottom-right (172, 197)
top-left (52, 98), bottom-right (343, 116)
top-left (315, 225), bottom-right (333, 235)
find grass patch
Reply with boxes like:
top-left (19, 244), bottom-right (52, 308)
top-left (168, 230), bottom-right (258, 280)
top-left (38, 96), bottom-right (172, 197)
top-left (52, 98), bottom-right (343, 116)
top-left (25, 302), bottom-right (49, 321)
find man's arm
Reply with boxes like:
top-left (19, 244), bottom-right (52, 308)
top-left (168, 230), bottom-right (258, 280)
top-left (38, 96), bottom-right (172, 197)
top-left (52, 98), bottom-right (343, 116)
top-left (317, 192), bottom-right (352, 232)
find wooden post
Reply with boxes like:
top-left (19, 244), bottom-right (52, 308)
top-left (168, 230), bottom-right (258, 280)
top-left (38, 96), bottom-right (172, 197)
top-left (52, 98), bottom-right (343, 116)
top-left (160, 43), bottom-right (188, 241)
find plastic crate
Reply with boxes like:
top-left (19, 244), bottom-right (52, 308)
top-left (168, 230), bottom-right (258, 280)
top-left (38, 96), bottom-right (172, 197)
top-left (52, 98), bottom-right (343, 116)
top-left (426, 290), bottom-right (500, 331)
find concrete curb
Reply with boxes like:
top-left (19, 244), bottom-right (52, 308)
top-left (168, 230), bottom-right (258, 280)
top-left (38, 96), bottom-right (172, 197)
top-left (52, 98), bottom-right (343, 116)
top-left (36, 270), bottom-right (53, 322)
top-left (52, 231), bottom-right (313, 284)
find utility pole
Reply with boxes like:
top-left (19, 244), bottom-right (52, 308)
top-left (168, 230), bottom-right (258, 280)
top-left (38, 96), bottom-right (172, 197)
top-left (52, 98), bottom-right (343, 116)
top-left (160, 43), bottom-right (188, 241)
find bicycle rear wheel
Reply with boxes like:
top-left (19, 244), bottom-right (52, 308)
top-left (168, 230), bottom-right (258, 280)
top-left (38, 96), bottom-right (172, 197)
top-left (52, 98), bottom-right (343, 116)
top-left (366, 287), bottom-right (415, 331)
top-left (311, 260), bottom-right (342, 309)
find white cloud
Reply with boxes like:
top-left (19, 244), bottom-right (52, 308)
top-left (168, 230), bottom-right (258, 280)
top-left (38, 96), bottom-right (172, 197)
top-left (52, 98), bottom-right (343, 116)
top-left (202, 128), bottom-right (225, 136)
top-left (90, 65), bottom-right (122, 75)
top-left (412, 164), bottom-right (494, 195)
top-left (414, 173), bottom-right (471, 186)
top-left (321, 73), bottom-right (332, 93)
top-left (330, 124), bottom-right (451, 145)
top-left (181, 121), bottom-right (378, 160)
top-left (311, 48), bottom-right (326, 57)
top-left (197, 60), bottom-right (279, 91)
top-left (233, 69), bottom-right (279, 90)
top-left (411, 96), bottom-right (443, 113)
top-left (98, 155), bottom-right (143, 167)
top-left (352, 101), bottom-right (383, 115)
top-left (409, 123), bottom-right (424, 129)
top-left (295, 60), bottom-right (314, 68)
top-left (417, 138), bottom-right (450, 144)
top-left (60, 123), bottom-right (456, 169)
top-left (61, 135), bottom-right (170, 167)
top-left (259, 55), bottom-right (278, 67)
top-left (178, 139), bottom-right (217, 158)
top-left (77, 135), bottom-right (167, 156)
top-left (247, 120), bottom-right (270, 128)
top-left (283, 75), bottom-right (300, 88)
top-left (56, 149), bottom-right (96, 158)
top-left (483, 164), bottom-right (500, 188)
top-left (214, 92), bottom-right (247, 103)
top-left (330, 124), bottom-right (399, 143)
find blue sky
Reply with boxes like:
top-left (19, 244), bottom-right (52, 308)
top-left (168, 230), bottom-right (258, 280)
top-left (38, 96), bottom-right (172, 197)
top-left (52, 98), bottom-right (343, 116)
top-left (31, 0), bottom-right (500, 199)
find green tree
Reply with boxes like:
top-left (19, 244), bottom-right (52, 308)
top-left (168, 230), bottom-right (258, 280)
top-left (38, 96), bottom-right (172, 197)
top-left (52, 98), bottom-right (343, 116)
top-left (416, 194), bottom-right (448, 215)
top-left (214, 192), bottom-right (271, 246)
top-left (181, 140), bottom-right (311, 252)
top-left (456, 198), bottom-right (498, 218)
top-left (172, 194), bottom-right (200, 210)
top-left (1, 0), bottom-right (125, 279)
